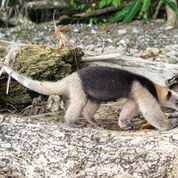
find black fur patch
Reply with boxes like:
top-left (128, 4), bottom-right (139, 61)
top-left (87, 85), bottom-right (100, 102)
top-left (78, 66), bottom-right (158, 102)
top-left (167, 91), bottom-right (172, 99)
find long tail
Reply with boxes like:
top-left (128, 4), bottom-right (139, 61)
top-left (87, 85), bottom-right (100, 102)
top-left (0, 63), bottom-right (69, 96)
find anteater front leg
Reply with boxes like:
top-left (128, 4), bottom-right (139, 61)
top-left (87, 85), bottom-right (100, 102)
top-left (65, 78), bottom-right (87, 128)
top-left (118, 99), bottom-right (139, 130)
top-left (132, 81), bottom-right (178, 131)
top-left (83, 99), bottom-right (100, 126)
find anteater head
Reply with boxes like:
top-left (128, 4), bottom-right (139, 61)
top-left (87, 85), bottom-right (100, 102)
top-left (155, 84), bottom-right (178, 110)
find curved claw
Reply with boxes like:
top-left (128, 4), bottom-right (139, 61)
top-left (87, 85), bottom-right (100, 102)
top-left (69, 121), bottom-right (86, 128)
top-left (169, 118), bottom-right (178, 129)
top-left (118, 120), bottom-right (135, 130)
top-left (87, 117), bottom-right (101, 126)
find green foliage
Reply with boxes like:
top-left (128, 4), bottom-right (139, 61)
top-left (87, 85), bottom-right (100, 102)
top-left (99, 0), bottom-right (121, 8)
top-left (110, 0), bottom-right (178, 23)
top-left (69, 0), bottom-right (178, 24)
top-left (111, 0), bottom-right (142, 23)
top-left (89, 17), bottom-right (98, 24)
top-left (110, 7), bottom-right (129, 23)
top-left (161, 0), bottom-right (178, 15)
top-left (140, 0), bottom-right (151, 19)
top-left (111, 0), bottom-right (152, 23)
top-left (69, 0), bottom-right (86, 11)
top-left (123, 0), bottom-right (142, 23)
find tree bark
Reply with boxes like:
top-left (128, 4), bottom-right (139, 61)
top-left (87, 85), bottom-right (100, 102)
top-left (26, 0), bottom-right (69, 10)
top-left (166, 0), bottom-right (177, 27)
top-left (0, 114), bottom-right (178, 177)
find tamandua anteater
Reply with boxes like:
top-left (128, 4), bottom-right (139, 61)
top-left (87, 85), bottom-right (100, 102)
top-left (0, 63), bottom-right (178, 130)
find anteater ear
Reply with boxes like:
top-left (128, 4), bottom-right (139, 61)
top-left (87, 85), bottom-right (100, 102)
top-left (167, 91), bottom-right (172, 99)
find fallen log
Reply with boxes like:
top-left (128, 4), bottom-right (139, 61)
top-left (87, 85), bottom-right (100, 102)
top-left (26, 0), bottom-right (68, 10)
top-left (0, 114), bottom-right (178, 177)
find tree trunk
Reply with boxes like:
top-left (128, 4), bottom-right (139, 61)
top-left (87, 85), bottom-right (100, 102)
top-left (166, 0), bottom-right (177, 28)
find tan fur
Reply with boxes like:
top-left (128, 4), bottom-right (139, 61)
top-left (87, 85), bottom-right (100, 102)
top-left (132, 81), bottom-right (174, 131)
top-left (2, 63), bottom-right (87, 126)
top-left (64, 73), bottom-right (87, 126)
top-left (118, 99), bottom-right (138, 129)
top-left (154, 84), bottom-right (168, 105)
top-left (2, 64), bottom-right (69, 96)
top-left (1, 63), bottom-right (178, 130)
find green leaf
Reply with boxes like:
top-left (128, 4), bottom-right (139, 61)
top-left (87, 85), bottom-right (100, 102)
top-left (141, 0), bottom-right (151, 13)
top-left (161, 0), bottom-right (178, 15)
top-left (99, 0), bottom-right (107, 9)
top-left (123, 0), bottom-right (142, 23)
top-left (112, 0), bottom-right (121, 8)
top-left (110, 7), bottom-right (129, 23)
top-left (79, 4), bottom-right (85, 10)
top-left (141, 0), bottom-right (151, 19)
top-left (106, 0), bottom-right (113, 6)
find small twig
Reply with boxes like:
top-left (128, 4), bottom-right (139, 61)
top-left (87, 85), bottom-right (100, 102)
top-left (6, 103), bottom-right (17, 112)
top-left (153, 1), bottom-right (163, 19)
top-left (20, 105), bottom-right (33, 114)
top-left (53, 10), bottom-right (57, 27)
top-left (6, 75), bottom-right (11, 94)
top-left (74, 6), bottom-right (119, 18)
top-left (54, 26), bottom-right (71, 48)
top-left (101, 38), bottom-right (105, 53)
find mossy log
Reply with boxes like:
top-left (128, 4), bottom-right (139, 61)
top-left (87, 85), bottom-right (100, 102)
top-left (0, 45), bottom-right (84, 108)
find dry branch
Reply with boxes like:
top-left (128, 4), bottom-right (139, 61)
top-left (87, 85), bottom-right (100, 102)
top-left (26, 0), bottom-right (69, 10)
top-left (73, 2), bottom-right (132, 20)
top-left (153, 1), bottom-right (163, 19)
top-left (74, 6), bottom-right (119, 18)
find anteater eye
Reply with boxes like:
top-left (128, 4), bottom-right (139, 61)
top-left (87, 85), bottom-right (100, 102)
top-left (167, 91), bottom-right (172, 99)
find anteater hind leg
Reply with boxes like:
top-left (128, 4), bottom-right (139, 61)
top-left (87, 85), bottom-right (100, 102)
top-left (83, 99), bottom-right (100, 126)
top-left (65, 94), bottom-right (87, 128)
top-left (65, 74), bottom-right (87, 128)
top-left (118, 99), bottom-right (139, 130)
